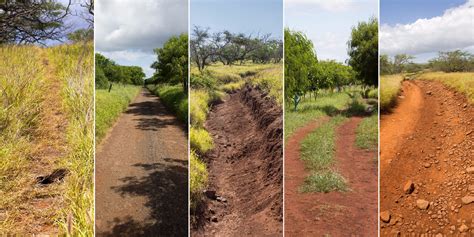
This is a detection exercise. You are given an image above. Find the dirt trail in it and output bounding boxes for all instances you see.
[95,89,188,236]
[194,86,283,236]
[285,117,378,236]
[380,80,474,236]
[18,54,69,234]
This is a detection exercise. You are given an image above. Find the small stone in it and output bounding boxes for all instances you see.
[416,199,430,210]
[459,224,469,232]
[461,196,474,205]
[380,211,391,223]
[404,180,415,194]
[216,196,227,203]
[424,163,431,168]
[467,167,474,174]
[211,216,218,222]
[426,91,432,95]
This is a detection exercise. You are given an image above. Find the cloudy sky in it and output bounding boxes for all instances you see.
[285,0,378,63]
[191,0,282,39]
[381,0,474,63]
[96,0,188,77]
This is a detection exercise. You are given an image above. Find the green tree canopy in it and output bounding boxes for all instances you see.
[347,17,378,87]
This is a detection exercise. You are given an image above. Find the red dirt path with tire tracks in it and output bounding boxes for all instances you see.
[380,80,473,236]
[285,116,378,236]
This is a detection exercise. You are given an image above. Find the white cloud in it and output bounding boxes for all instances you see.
[381,0,474,56]
[96,0,188,52]
[100,50,152,62]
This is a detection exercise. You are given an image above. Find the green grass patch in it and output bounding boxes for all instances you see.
[300,171,349,193]
[380,74,404,111]
[95,85,140,142]
[190,127,213,153]
[355,114,378,150]
[285,92,351,139]
[418,72,474,103]
[148,84,188,123]
[190,151,208,211]
[299,115,348,192]
[190,89,210,127]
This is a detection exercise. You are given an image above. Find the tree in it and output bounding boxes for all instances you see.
[380,54,392,75]
[393,54,415,73]
[0,0,72,44]
[190,26,214,72]
[152,34,188,91]
[284,28,317,110]
[347,17,378,89]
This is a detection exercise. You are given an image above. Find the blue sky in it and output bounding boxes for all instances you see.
[285,0,378,63]
[191,0,283,39]
[380,0,474,63]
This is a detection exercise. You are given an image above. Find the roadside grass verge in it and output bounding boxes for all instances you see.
[95,85,140,142]
[380,74,404,111]
[299,115,349,193]
[147,84,188,123]
[285,91,351,140]
[418,72,474,103]
[355,113,378,150]
[47,42,94,236]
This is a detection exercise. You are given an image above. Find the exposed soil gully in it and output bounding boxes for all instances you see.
[285,116,378,236]
[193,85,283,236]
[95,89,188,236]
[380,80,474,236]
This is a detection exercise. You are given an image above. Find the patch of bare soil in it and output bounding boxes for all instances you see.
[285,117,378,236]
[380,80,474,236]
[193,85,283,236]
[95,89,188,236]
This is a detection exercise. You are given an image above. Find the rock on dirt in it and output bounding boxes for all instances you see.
[403,180,415,194]
[467,167,474,174]
[380,211,391,223]
[461,196,474,205]
[416,199,430,210]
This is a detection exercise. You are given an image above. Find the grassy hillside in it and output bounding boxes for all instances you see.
[0,43,94,235]
[418,72,474,103]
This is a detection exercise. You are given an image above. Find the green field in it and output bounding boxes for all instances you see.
[95,85,141,142]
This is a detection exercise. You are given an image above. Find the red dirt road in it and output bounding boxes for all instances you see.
[380,80,474,235]
[285,117,378,236]
[95,89,188,236]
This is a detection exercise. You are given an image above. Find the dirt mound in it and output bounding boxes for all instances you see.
[381,80,474,236]
[285,117,378,236]
[194,85,283,236]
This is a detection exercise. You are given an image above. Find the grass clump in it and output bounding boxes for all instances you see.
[190,151,208,210]
[148,84,188,123]
[380,74,404,111]
[95,85,140,142]
[418,72,474,103]
[299,115,348,192]
[300,171,349,193]
[190,127,213,153]
[355,114,378,150]
[190,89,211,127]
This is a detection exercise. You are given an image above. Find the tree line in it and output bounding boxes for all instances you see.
[190,26,283,72]
[380,50,474,75]
[285,18,378,110]
[95,54,145,90]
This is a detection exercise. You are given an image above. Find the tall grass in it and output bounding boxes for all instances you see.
[418,72,474,103]
[95,85,140,142]
[0,45,45,233]
[380,74,404,111]
[46,42,94,236]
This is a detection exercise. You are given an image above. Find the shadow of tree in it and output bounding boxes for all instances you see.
[97,158,188,237]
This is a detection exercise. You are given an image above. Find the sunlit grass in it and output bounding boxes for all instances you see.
[418,72,474,103]
[380,74,404,111]
[95,85,140,142]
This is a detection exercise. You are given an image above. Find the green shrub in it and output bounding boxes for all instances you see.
[190,127,213,153]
